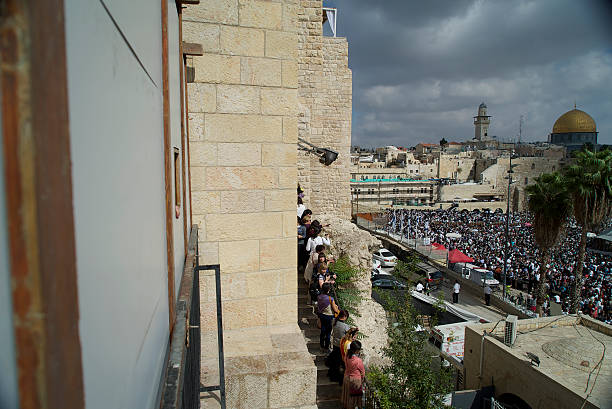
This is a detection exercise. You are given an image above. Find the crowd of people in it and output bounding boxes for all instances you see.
[297,186,365,408]
[385,208,612,324]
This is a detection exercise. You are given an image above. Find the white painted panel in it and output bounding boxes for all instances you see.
[104,0,162,87]
[168,1,185,296]
[65,1,170,409]
[0,77,19,409]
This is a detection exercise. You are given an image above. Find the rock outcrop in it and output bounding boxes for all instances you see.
[318,215,388,366]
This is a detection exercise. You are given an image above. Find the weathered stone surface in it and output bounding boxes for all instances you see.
[205,167,276,190]
[268,366,317,408]
[193,54,240,84]
[282,116,298,143]
[220,25,265,56]
[241,57,282,87]
[266,294,297,326]
[217,143,261,166]
[281,60,298,88]
[216,84,260,114]
[190,141,218,167]
[265,30,297,59]
[192,191,221,214]
[319,215,388,366]
[223,298,267,329]
[262,143,297,167]
[188,112,204,141]
[183,0,238,25]
[205,114,282,143]
[278,166,297,188]
[220,190,265,213]
[207,212,282,241]
[260,238,296,270]
[239,0,282,30]
[264,189,294,212]
[219,239,259,273]
[261,88,298,115]
[182,21,220,53]
[188,83,216,113]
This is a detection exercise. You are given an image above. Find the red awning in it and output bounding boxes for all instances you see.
[431,242,446,250]
[448,249,474,263]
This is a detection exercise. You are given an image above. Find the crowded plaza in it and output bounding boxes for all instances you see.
[385,208,612,324]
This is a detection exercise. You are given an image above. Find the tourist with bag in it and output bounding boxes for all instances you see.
[317,283,339,352]
[342,340,364,409]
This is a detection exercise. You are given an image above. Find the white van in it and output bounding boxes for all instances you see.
[429,322,469,361]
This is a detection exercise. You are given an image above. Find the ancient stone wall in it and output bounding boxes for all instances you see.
[183,1,316,407]
[297,0,352,219]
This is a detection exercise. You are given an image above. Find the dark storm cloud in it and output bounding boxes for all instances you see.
[323,0,612,147]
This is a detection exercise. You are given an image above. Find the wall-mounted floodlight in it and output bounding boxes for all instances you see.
[297,137,338,166]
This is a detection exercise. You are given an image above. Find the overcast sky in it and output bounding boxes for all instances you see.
[323,0,612,148]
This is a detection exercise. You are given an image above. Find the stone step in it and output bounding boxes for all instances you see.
[316,399,343,409]
[317,368,339,387]
[317,383,343,403]
[299,304,315,315]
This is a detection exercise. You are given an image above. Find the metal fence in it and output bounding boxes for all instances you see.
[355,216,537,318]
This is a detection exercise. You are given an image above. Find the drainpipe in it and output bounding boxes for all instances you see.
[478,330,486,389]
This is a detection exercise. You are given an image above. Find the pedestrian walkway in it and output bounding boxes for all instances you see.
[297,274,343,409]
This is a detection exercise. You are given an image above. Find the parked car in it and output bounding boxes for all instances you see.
[373,248,397,267]
[477,270,500,288]
[425,270,444,289]
[371,276,406,290]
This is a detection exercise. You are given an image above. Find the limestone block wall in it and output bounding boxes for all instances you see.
[183,1,316,407]
[297,0,352,219]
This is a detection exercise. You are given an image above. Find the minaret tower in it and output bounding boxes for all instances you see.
[474,102,491,140]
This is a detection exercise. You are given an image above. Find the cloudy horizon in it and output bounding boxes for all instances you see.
[323,0,612,148]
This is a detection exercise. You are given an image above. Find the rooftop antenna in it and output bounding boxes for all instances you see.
[574,100,577,110]
[518,115,523,144]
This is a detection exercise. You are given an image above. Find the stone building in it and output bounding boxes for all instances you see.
[474,102,491,140]
[549,107,598,154]
[184,1,353,407]
[463,315,611,409]
[350,179,436,209]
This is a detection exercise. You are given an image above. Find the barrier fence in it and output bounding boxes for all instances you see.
[355,215,536,319]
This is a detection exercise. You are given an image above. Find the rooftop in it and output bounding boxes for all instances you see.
[470,315,612,408]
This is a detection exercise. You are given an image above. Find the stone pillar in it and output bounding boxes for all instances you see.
[184,1,316,407]
[296,0,352,220]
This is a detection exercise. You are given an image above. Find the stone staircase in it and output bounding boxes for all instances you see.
[298,277,343,409]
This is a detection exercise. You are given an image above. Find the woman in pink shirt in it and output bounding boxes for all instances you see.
[342,340,365,409]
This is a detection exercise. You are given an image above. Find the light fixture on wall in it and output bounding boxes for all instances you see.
[297,137,338,166]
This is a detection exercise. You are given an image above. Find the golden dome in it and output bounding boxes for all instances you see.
[552,109,597,134]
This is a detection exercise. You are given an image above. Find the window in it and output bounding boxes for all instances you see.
[525,177,529,184]
[531,163,535,169]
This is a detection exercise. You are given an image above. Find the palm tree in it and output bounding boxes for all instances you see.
[564,149,612,313]
[525,173,572,315]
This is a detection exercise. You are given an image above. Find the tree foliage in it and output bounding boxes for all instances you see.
[329,255,363,325]
[564,149,612,312]
[367,293,453,408]
[525,172,572,314]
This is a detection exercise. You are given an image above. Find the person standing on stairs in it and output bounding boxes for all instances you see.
[317,283,339,352]
[342,340,364,409]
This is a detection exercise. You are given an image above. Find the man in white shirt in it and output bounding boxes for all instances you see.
[484,284,491,306]
[415,281,424,293]
[453,280,460,303]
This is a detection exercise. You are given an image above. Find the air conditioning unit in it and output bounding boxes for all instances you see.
[504,315,518,346]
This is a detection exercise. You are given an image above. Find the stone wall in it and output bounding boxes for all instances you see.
[297,0,352,219]
[183,1,316,407]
